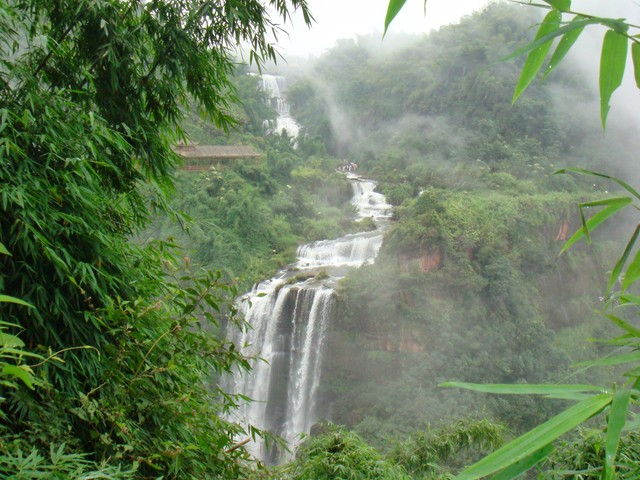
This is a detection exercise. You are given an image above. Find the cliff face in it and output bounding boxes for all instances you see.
[398,249,443,273]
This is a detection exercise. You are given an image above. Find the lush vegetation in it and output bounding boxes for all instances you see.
[3,0,639,478]
[0,0,314,478]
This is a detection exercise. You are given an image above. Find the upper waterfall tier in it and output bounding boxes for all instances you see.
[296,175,391,272]
[261,75,289,116]
[261,74,300,139]
[350,176,393,220]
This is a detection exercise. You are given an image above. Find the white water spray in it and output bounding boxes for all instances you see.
[261,74,301,139]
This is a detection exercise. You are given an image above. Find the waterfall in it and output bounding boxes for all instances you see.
[224,174,391,463]
[261,74,300,139]
[261,75,289,117]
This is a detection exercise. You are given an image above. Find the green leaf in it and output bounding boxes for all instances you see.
[504,17,594,62]
[513,10,562,103]
[632,42,640,88]
[560,196,632,254]
[383,0,409,36]
[622,248,640,290]
[0,332,25,348]
[553,167,640,201]
[606,314,640,338]
[454,394,612,480]
[607,224,640,295]
[490,443,555,480]
[542,0,570,11]
[544,17,585,78]
[590,334,637,348]
[549,392,603,401]
[604,389,631,480]
[623,366,640,377]
[0,348,44,359]
[599,19,631,34]
[440,382,607,397]
[600,30,628,128]
[0,242,9,256]
[578,196,633,208]
[575,350,640,368]
[0,294,34,308]
[1,364,36,389]
[619,293,640,305]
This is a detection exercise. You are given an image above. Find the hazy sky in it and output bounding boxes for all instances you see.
[274,0,640,58]
[267,0,640,123]
[276,0,491,57]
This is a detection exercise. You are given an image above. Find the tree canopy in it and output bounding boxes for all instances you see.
[0,0,312,477]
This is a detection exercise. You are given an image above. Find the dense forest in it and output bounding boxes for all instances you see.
[158,2,637,477]
[2,0,639,478]
[287,0,625,437]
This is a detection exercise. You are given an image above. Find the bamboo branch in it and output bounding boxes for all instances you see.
[225,438,250,454]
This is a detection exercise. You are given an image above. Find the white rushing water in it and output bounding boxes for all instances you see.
[224,174,391,463]
[261,74,301,139]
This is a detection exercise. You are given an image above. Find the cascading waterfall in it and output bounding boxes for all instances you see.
[260,74,300,139]
[224,174,391,463]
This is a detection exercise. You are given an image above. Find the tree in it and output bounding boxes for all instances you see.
[0,0,312,477]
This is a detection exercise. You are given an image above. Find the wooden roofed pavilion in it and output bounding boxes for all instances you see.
[174,144,261,170]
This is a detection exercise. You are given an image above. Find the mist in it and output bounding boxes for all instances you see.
[255,0,640,453]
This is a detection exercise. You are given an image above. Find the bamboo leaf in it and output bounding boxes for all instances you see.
[441,382,607,396]
[0,242,9,256]
[0,295,34,308]
[623,366,640,377]
[575,351,640,368]
[632,42,640,88]
[0,348,44,359]
[600,30,628,128]
[544,17,585,78]
[546,392,601,401]
[553,167,640,201]
[590,335,638,348]
[1,365,36,389]
[454,394,612,480]
[604,389,631,480]
[513,10,562,103]
[0,332,25,348]
[622,248,640,291]
[599,19,631,33]
[383,0,409,36]
[579,197,633,208]
[0,321,22,329]
[560,196,632,254]
[490,443,554,480]
[503,17,595,62]
[542,0,570,11]
[606,314,640,338]
[619,293,640,305]
[607,224,640,295]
